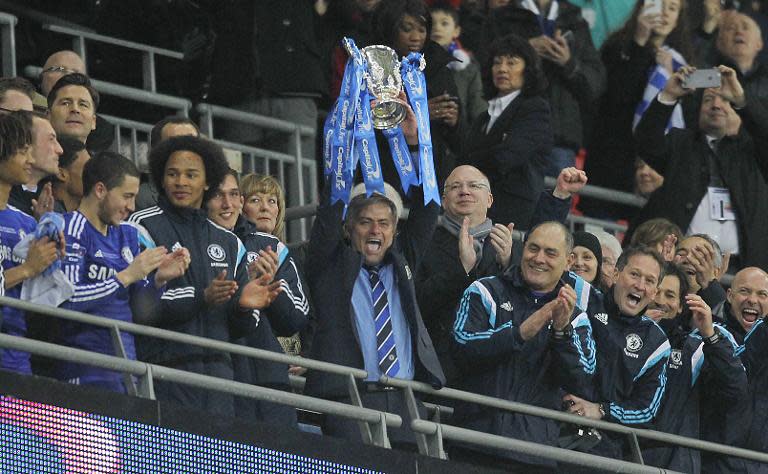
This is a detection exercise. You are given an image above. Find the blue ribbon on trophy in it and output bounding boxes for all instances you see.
[401,52,440,206]
[354,83,386,196]
[328,38,364,206]
[323,37,441,208]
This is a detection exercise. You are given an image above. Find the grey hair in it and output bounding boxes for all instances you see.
[683,234,723,269]
[592,230,623,260]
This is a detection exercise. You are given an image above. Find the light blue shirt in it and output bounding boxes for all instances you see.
[351,264,414,381]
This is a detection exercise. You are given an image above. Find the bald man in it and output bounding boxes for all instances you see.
[415,165,586,384]
[707,266,768,473]
[37,50,114,153]
[40,50,86,97]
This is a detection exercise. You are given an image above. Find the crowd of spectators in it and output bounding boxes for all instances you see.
[1,0,768,472]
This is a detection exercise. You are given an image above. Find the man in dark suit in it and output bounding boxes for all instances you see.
[416,164,587,384]
[630,64,768,270]
[304,111,445,446]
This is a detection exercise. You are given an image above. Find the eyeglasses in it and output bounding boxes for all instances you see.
[444,181,490,193]
[41,66,80,75]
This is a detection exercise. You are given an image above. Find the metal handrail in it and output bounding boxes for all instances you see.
[0,333,402,429]
[0,296,365,379]
[24,66,192,115]
[380,376,768,465]
[196,102,319,241]
[42,23,184,92]
[544,176,647,208]
[0,12,16,77]
[2,295,766,467]
[196,103,315,137]
[411,420,682,474]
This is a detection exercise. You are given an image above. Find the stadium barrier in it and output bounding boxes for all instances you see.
[41,23,184,93]
[0,12,16,76]
[1,295,766,472]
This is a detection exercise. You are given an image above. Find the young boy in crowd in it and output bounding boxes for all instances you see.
[430,3,487,126]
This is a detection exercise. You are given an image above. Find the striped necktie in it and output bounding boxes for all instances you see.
[367,265,400,377]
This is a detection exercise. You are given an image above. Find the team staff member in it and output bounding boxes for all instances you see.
[416,165,587,385]
[58,152,189,392]
[128,136,281,417]
[206,169,309,425]
[305,103,445,445]
[451,221,598,473]
[564,246,671,461]
[710,267,768,474]
[642,263,747,473]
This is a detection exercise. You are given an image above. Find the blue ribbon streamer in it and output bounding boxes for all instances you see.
[382,127,419,194]
[355,85,385,196]
[401,52,440,206]
[328,38,364,207]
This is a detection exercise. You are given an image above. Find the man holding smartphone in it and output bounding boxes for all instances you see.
[629,65,768,272]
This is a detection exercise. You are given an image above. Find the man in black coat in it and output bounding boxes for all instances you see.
[630,64,768,270]
[416,164,587,384]
[305,108,444,446]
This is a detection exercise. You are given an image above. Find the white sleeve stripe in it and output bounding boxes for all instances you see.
[76,213,86,238]
[161,293,196,300]
[73,281,120,297]
[162,287,195,296]
[128,207,162,223]
[71,283,120,302]
[72,277,120,293]
[279,280,309,314]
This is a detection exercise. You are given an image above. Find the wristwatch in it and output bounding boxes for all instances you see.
[551,325,573,340]
[598,403,607,419]
[702,330,721,345]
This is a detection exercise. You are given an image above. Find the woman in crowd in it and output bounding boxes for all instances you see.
[240,173,287,242]
[568,231,603,287]
[460,33,552,230]
[370,0,462,187]
[583,0,694,219]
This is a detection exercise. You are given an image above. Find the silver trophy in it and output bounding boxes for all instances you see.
[360,45,408,129]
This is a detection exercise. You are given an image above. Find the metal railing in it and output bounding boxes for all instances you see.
[0,12,16,76]
[544,176,647,209]
[99,114,153,168]
[41,23,184,92]
[1,295,767,471]
[197,103,318,241]
[23,66,192,116]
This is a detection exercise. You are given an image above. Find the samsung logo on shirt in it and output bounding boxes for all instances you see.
[88,264,117,280]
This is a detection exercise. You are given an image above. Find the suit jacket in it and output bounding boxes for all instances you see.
[461,94,553,230]
[304,185,445,398]
[629,96,768,270]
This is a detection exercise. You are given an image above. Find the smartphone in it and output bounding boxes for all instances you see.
[682,69,722,89]
[561,30,574,45]
[447,96,460,104]
[644,0,662,16]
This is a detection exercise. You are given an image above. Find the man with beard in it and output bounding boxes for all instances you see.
[641,262,747,473]
[57,152,189,392]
